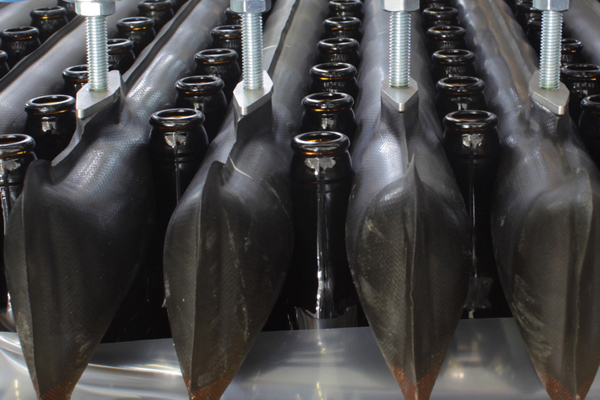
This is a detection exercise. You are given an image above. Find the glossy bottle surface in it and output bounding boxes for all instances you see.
[285,131,360,330]
[224,7,242,25]
[138,0,174,32]
[24,94,76,161]
[175,75,227,142]
[422,6,459,29]
[107,38,136,73]
[30,6,69,42]
[310,62,359,100]
[560,63,600,122]
[443,110,509,318]
[323,16,362,41]
[426,25,467,54]
[117,17,156,55]
[301,92,356,141]
[62,64,88,96]
[431,48,477,82]
[328,0,363,19]
[317,37,360,68]
[194,48,241,103]
[57,0,77,20]
[562,38,583,65]
[210,25,242,66]
[436,75,487,119]
[0,27,41,68]
[579,95,600,167]
[0,50,9,78]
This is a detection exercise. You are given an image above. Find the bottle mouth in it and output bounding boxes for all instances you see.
[225,8,241,21]
[1,26,39,40]
[329,0,363,12]
[561,63,600,79]
[444,110,498,131]
[150,108,205,128]
[31,6,67,19]
[311,62,356,79]
[432,48,475,64]
[176,75,224,94]
[527,17,541,29]
[26,94,75,114]
[323,16,361,30]
[107,38,134,52]
[437,76,484,94]
[63,64,89,80]
[138,0,172,11]
[562,38,582,50]
[211,25,242,39]
[581,94,600,114]
[0,134,35,157]
[318,37,359,52]
[423,6,458,19]
[302,92,354,111]
[195,48,238,64]
[427,25,466,40]
[118,17,154,30]
[292,131,349,155]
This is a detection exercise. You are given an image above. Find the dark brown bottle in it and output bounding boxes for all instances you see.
[526,16,541,53]
[149,108,209,222]
[560,63,600,122]
[301,92,356,142]
[175,75,227,142]
[30,6,69,42]
[562,38,583,65]
[431,48,476,82]
[0,134,36,331]
[422,6,459,29]
[25,94,76,161]
[210,25,242,67]
[117,17,156,55]
[224,7,242,25]
[579,95,600,167]
[436,76,487,119]
[0,51,9,78]
[62,64,88,96]
[1,27,41,68]
[138,0,174,32]
[310,62,359,100]
[283,131,360,330]
[426,25,467,54]
[443,110,510,318]
[421,0,451,9]
[194,48,241,103]
[323,16,362,41]
[328,0,363,19]
[515,0,541,29]
[107,38,136,72]
[317,37,360,68]
[57,0,77,20]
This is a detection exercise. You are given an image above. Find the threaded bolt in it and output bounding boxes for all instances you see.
[538,10,562,90]
[86,16,109,91]
[389,11,411,88]
[241,12,263,90]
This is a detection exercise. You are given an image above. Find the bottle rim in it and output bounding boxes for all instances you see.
[581,94,600,114]
[194,48,238,64]
[444,110,498,131]
[437,76,484,95]
[63,64,88,80]
[311,62,356,79]
[423,6,458,19]
[562,38,583,50]
[427,25,466,40]
[0,134,35,157]
[30,6,67,19]
[432,48,475,64]
[150,108,205,128]
[292,131,349,155]
[117,17,154,30]
[25,94,75,115]
[561,63,600,79]
[210,24,242,38]
[176,75,225,94]
[302,92,354,111]
[328,0,363,12]
[138,0,173,11]
[108,38,134,53]
[1,26,39,40]
[318,37,359,53]
[323,16,361,30]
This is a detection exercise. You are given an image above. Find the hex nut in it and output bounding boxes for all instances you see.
[533,0,569,11]
[230,0,271,13]
[383,0,419,12]
[74,1,116,16]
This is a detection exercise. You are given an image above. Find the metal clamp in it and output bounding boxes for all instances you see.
[529,70,569,115]
[233,70,273,116]
[381,77,418,113]
[76,70,122,119]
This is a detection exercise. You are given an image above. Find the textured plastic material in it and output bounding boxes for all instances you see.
[3,0,228,398]
[563,0,600,66]
[345,2,469,399]
[455,1,600,399]
[162,0,323,397]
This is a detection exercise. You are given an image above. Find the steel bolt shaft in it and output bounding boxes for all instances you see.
[86,16,109,91]
[242,12,263,90]
[539,10,562,90]
[390,11,411,88]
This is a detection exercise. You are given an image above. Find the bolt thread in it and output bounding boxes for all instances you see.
[86,16,108,91]
[390,11,410,88]
[539,10,562,90]
[242,13,263,90]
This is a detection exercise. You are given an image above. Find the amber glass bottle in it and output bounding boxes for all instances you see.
[57,0,77,20]
[301,92,356,142]
[422,6,459,29]
[561,38,583,66]
[1,27,41,68]
[194,48,241,103]
[431,48,477,82]
[25,94,76,161]
[436,76,487,119]
[317,37,360,68]
[107,38,136,72]
[560,63,600,122]
[138,0,174,32]
[328,0,363,19]
[310,62,359,100]
[210,25,242,67]
[443,110,510,318]
[426,25,467,55]
[224,8,242,25]
[117,17,156,55]
[284,131,360,330]
[579,95,600,167]
[62,65,88,96]
[175,75,227,142]
[30,6,69,42]
[323,16,362,41]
